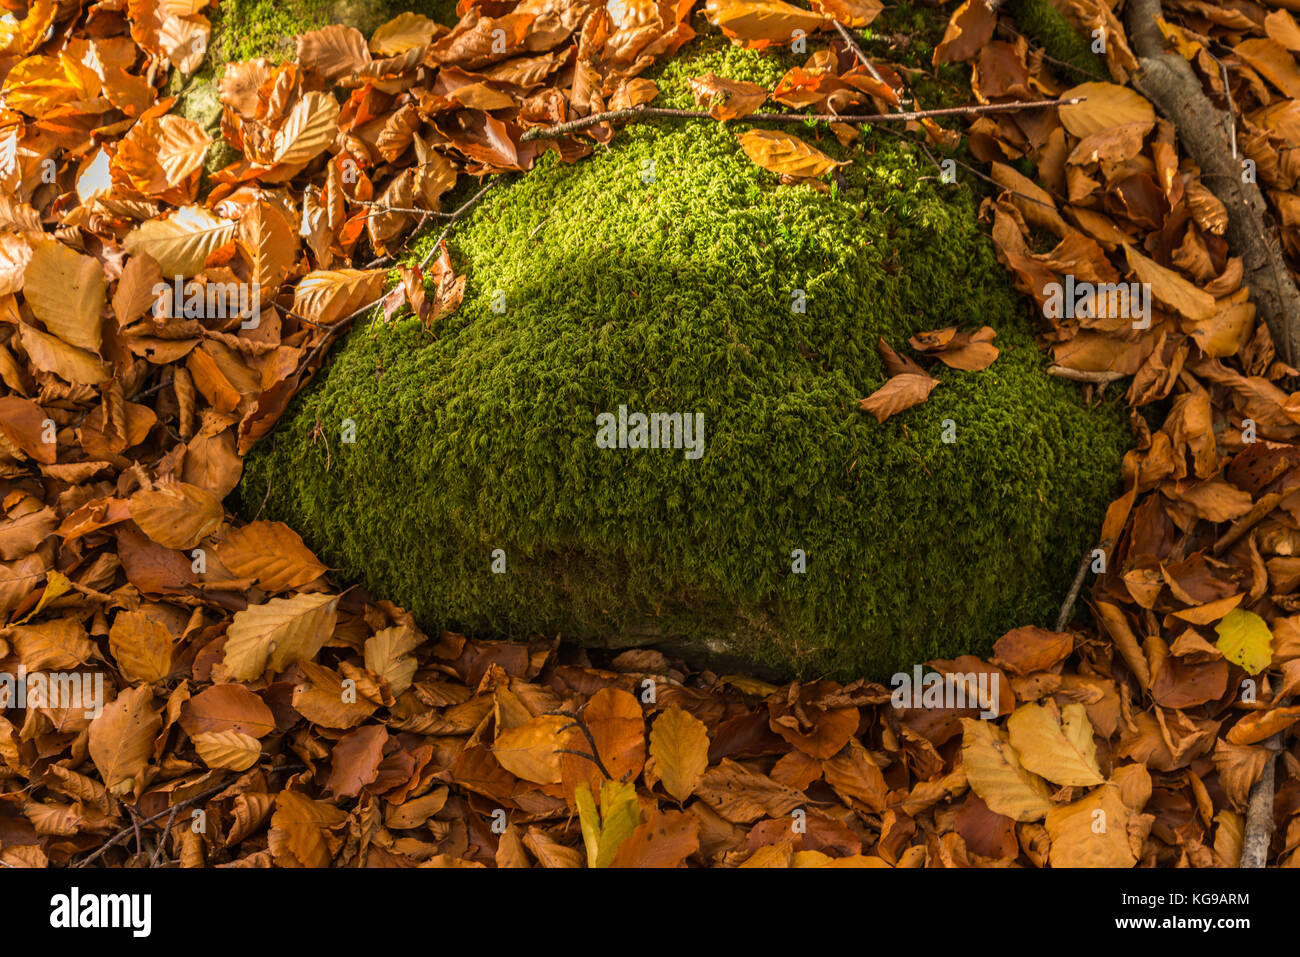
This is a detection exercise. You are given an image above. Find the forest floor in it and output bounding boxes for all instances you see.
[0,0,1298,868]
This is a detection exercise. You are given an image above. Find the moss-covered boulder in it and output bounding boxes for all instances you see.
[240,44,1129,680]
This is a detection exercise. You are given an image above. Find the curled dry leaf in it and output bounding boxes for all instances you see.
[736,129,847,182]
[858,372,938,422]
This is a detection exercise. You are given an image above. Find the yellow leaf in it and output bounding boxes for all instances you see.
[192,730,261,771]
[649,706,710,802]
[1006,701,1104,787]
[704,0,828,48]
[22,240,105,351]
[370,12,439,55]
[960,718,1053,822]
[12,569,71,624]
[1215,608,1273,675]
[575,779,641,868]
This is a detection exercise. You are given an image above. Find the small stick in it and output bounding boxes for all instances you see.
[831,19,898,102]
[520,97,1083,141]
[347,197,460,220]
[1056,548,1095,631]
[150,805,180,867]
[1047,364,1126,384]
[1241,726,1284,867]
[76,783,229,868]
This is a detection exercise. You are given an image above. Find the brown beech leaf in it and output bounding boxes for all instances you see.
[857,372,938,422]
[296,25,371,81]
[88,685,160,796]
[689,72,768,121]
[584,687,645,783]
[215,520,327,592]
[128,480,223,550]
[269,789,347,868]
[107,609,173,683]
[180,683,276,739]
[326,725,388,797]
[736,129,846,181]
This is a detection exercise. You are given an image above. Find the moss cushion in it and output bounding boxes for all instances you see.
[239,43,1129,679]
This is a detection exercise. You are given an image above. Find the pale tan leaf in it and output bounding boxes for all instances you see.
[1006,702,1104,787]
[21,239,105,351]
[223,593,339,681]
[123,205,236,277]
[960,718,1053,822]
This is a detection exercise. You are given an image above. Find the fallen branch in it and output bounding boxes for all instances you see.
[520,97,1082,142]
[1127,0,1300,366]
[1241,727,1285,867]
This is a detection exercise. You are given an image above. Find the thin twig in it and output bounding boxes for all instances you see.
[545,710,613,781]
[520,98,1083,142]
[831,19,897,101]
[76,782,229,868]
[150,804,180,867]
[126,804,144,862]
[1056,543,1105,630]
[1047,364,1126,384]
[347,197,459,220]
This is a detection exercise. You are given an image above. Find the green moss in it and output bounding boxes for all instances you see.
[1008,0,1109,82]
[239,39,1129,681]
